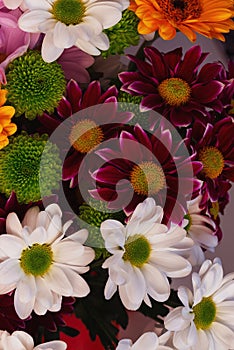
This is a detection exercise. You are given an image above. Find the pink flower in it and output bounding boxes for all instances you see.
[57,46,94,83]
[0,8,39,84]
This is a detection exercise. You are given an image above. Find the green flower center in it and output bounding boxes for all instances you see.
[184,213,192,231]
[20,243,53,276]
[193,297,216,330]
[52,0,86,25]
[210,201,219,220]
[6,50,66,120]
[158,77,191,106]
[123,235,151,267]
[199,146,224,179]
[130,161,166,196]
[69,119,104,153]
[0,132,61,204]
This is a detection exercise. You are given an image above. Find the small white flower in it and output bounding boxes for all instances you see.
[183,195,218,266]
[101,198,193,310]
[0,330,67,349]
[18,0,129,62]
[165,258,234,350]
[116,331,174,350]
[0,203,95,319]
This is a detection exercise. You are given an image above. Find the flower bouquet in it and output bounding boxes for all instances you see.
[0,0,233,349]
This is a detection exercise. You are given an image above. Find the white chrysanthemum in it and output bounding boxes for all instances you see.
[0,330,67,349]
[183,195,218,266]
[0,204,95,319]
[116,331,174,350]
[101,198,193,310]
[18,0,129,62]
[165,258,234,350]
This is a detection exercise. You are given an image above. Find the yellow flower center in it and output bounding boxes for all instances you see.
[130,161,166,196]
[69,119,104,153]
[123,235,151,267]
[20,243,53,276]
[193,297,216,330]
[199,146,224,179]
[157,0,202,24]
[52,0,86,25]
[158,78,191,106]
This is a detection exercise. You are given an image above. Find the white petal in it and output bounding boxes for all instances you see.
[119,266,146,310]
[201,262,223,297]
[178,286,193,308]
[172,322,197,348]
[24,0,52,10]
[0,235,25,258]
[104,277,117,300]
[42,31,64,62]
[27,226,48,245]
[34,340,67,350]
[3,0,22,10]
[34,277,54,313]
[164,307,192,331]
[18,10,53,33]
[142,264,170,302]
[22,206,40,231]
[90,32,109,51]
[53,22,76,48]
[61,267,90,297]
[45,203,62,219]
[14,275,36,319]
[132,332,159,350]
[213,280,234,303]
[44,265,73,296]
[11,331,34,349]
[53,241,85,264]
[150,251,191,277]
[210,322,234,348]
[86,5,122,29]
[75,38,101,55]
[16,275,37,303]
[0,259,22,287]
[62,229,88,244]
[6,212,22,237]
[149,226,186,250]
[196,329,210,350]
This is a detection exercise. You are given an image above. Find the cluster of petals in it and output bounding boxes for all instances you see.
[101,197,193,310]
[116,331,174,350]
[18,0,129,62]
[0,203,95,319]
[184,195,218,266]
[165,258,234,350]
[0,330,67,349]
[119,45,226,127]
[0,88,17,149]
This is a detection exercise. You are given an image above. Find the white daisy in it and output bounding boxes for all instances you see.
[18,0,129,62]
[0,203,95,319]
[0,330,67,349]
[183,195,218,266]
[101,198,193,310]
[116,331,174,350]
[164,258,234,350]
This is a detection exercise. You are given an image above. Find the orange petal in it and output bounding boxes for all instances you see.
[0,90,7,107]
[0,106,15,119]
[4,123,17,136]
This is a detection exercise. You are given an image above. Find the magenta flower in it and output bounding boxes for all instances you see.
[186,117,234,202]
[39,80,133,188]
[90,123,202,225]
[119,45,225,127]
[57,46,94,83]
[0,8,39,84]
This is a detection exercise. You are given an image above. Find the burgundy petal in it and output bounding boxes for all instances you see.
[197,63,222,82]
[192,81,224,103]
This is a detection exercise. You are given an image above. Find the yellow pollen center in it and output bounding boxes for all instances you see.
[123,235,151,267]
[69,119,104,153]
[158,78,191,106]
[199,146,224,179]
[193,297,216,330]
[157,0,202,24]
[52,0,86,25]
[130,161,166,196]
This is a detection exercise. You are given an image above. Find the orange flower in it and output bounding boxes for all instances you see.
[129,0,234,41]
[0,89,16,150]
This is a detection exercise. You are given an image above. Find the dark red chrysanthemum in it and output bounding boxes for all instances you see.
[90,123,202,225]
[39,80,133,188]
[119,45,227,127]
[186,117,234,202]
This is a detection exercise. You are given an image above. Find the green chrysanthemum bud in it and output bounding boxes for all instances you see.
[102,10,140,58]
[0,132,61,203]
[118,91,150,130]
[78,199,125,259]
[6,50,66,120]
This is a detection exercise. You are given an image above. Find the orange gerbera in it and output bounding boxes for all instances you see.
[129,0,234,41]
[0,89,16,150]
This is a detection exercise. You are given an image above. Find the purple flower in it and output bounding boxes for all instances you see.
[119,45,225,127]
[90,123,202,225]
